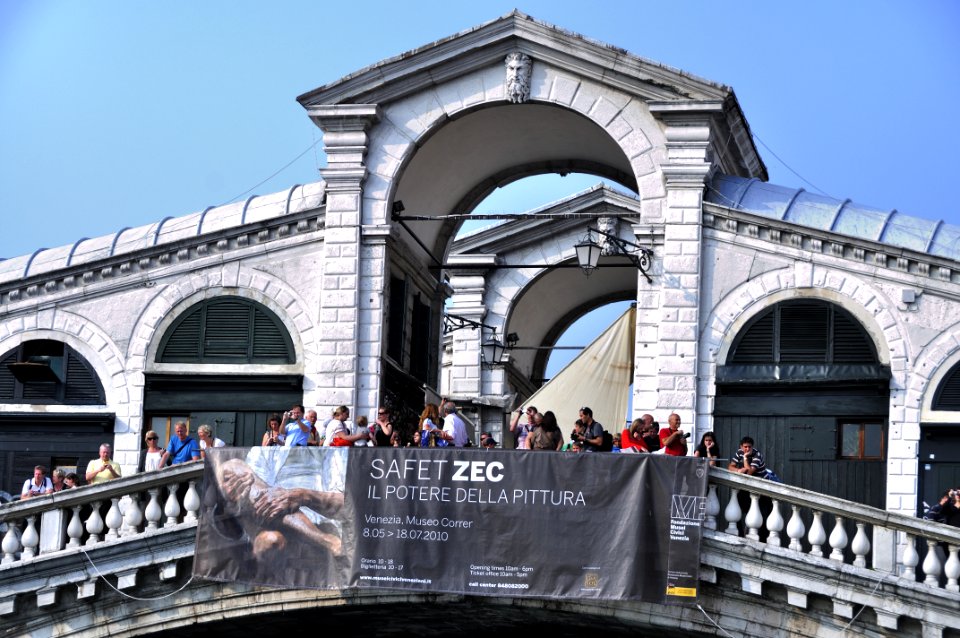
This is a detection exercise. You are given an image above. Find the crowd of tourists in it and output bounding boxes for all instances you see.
[17,400,778,499]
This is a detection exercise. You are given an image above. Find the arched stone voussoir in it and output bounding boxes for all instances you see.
[0,313,127,407]
[703,268,904,374]
[911,327,960,414]
[132,267,316,369]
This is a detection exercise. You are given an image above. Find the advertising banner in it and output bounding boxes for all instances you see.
[194,447,708,602]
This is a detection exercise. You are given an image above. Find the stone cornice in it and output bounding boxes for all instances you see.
[704,202,958,287]
[0,208,325,312]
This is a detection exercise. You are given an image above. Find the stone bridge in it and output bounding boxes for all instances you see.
[2,463,959,638]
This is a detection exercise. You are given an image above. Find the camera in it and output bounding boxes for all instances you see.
[683,432,691,439]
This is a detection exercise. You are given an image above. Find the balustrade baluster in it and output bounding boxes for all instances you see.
[164,484,182,527]
[829,516,848,562]
[851,523,870,567]
[85,501,104,545]
[724,488,742,535]
[786,504,805,551]
[145,488,163,530]
[945,545,960,592]
[923,539,943,587]
[766,499,784,547]
[704,485,719,531]
[67,505,83,547]
[105,498,123,540]
[184,480,201,522]
[902,534,919,579]
[808,511,827,557]
[2,521,21,564]
[122,494,143,537]
[20,516,39,560]
[745,494,763,541]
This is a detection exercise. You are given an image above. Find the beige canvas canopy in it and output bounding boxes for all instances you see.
[520,304,636,434]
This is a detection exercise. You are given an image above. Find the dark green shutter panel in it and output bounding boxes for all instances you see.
[730,311,774,363]
[833,310,876,363]
[387,276,406,363]
[409,295,431,381]
[252,310,290,359]
[204,300,251,357]
[162,310,203,360]
[779,302,829,362]
[934,363,960,410]
[157,297,294,364]
[0,350,16,400]
[63,353,106,404]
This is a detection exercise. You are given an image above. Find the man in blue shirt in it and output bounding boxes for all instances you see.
[160,421,201,466]
[282,404,311,447]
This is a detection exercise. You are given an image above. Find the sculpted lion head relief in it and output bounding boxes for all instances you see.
[504,52,532,104]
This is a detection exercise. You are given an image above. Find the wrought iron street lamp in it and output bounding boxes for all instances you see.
[575,227,653,282]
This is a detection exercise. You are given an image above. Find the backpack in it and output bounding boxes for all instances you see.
[599,430,614,452]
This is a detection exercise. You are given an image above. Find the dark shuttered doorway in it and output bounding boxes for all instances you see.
[715,300,890,508]
[147,297,300,447]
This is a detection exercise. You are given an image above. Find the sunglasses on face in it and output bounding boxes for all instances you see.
[146,437,158,441]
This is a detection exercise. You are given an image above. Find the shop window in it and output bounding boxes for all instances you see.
[839,421,884,459]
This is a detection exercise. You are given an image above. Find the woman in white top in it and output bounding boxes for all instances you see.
[138,430,165,472]
[197,423,226,459]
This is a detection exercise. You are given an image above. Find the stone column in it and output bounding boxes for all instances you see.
[646,104,717,438]
[308,105,381,412]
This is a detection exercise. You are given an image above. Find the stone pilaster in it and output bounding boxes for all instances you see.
[446,273,486,398]
[309,105,381,412]
[645,104,717,437]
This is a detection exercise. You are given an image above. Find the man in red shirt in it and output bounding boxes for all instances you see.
[659,413,688,456]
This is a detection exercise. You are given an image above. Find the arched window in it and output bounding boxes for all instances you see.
[933,361,960,410]
[157,297,295,364]
[0,339,105,405]
[729,300,878,365]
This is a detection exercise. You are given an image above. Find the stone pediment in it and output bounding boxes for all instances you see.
[451,183,646,258]
[297,10,732,108]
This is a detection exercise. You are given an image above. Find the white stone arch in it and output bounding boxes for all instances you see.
[0,311,128,410]
[130,267,317,374]
[698,263,909,429]
[362,58,667,228]
[912,326,960,422]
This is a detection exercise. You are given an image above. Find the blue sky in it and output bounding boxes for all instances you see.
[1,1,958,376]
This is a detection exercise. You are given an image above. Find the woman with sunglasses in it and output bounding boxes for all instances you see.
[371,407,394,447]
[138,429,165,472]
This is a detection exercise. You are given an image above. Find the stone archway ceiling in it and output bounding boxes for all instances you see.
[394,104,636,262]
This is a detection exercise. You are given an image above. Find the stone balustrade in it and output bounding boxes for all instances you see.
[706,467,960,590]
[2,460,960,635]
[1,462,203,565]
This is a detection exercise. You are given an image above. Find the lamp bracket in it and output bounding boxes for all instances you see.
[585,226,653,283]
[443,313,498,336]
